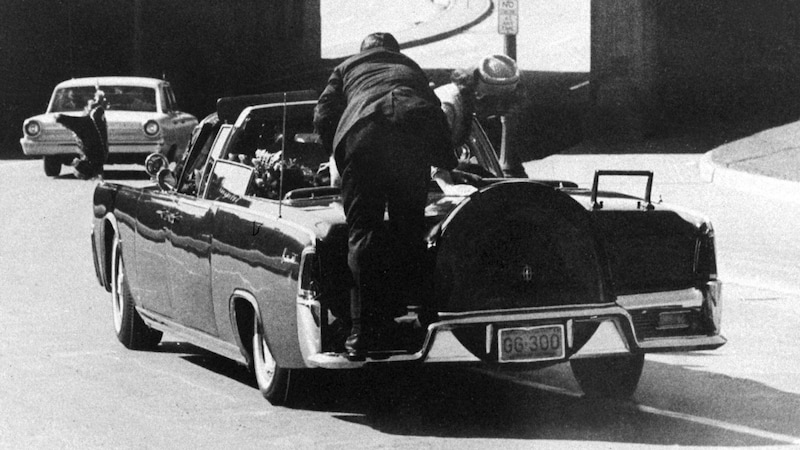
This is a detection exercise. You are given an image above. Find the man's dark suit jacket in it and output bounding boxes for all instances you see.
[56,106,108,163]
[313,48,455,171]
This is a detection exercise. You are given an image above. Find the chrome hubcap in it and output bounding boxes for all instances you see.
[255,332,276,385]
[112,245,123,333]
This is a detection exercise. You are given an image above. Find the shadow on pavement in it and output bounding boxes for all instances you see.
[170,343,800,446]
[48,168,149,181]
[102,168,149,181]
[160,341,258,388]
[328,363,795,446]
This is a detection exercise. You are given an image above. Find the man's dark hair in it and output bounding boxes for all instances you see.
[360,32,400,53]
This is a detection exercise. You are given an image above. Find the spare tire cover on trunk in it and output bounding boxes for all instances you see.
[434,181,612,313]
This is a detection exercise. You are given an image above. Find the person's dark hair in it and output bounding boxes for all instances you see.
[450,68,479,91]
[360,32,400,53]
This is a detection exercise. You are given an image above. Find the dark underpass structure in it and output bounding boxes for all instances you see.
[3,0,800,158]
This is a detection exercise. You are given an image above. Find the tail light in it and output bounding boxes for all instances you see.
[299,248,320,298]
[298,247,321,325]
[695,222,717,280]
[296,247,323,357]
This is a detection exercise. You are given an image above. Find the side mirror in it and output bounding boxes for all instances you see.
[157,168,177,191]
[144,152,169,177]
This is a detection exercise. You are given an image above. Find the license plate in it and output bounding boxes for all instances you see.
[498,325,565,363]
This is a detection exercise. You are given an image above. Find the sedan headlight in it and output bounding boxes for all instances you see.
[25,121,41,137]
[143,120,160,136]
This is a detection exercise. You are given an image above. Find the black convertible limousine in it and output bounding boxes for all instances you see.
[91,90,725,405]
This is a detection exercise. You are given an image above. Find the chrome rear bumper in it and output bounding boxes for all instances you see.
[305,287,726,370]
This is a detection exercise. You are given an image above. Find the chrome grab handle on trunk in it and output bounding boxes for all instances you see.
[591,170,654,210]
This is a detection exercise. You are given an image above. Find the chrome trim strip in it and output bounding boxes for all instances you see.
[425,330,482,363]
[566,319,574,348]
[21,142,163,155]
[637,335,727,352]
[295,302,728,369]
[436,304,626,326]
[137,307,247,365]
[439,302,618,319]
[485,324,493,355]
[571,319,631,358]
[617,288,704,310]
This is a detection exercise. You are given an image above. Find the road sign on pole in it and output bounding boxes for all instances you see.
[498,0,519,35]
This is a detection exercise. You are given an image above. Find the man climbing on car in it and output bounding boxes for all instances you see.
[314,32,460,361]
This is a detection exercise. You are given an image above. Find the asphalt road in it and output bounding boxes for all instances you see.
[1,156,798,448]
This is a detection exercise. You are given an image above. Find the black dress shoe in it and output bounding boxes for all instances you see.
[344,332,367,361]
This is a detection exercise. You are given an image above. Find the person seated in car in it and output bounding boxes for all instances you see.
[432,54,521,193]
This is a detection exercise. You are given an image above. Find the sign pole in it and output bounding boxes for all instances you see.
[504,35,517,61]
[497,1,526,178]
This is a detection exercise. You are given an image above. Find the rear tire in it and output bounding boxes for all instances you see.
[570,354,645,399]
[252,317,296,405]
[111,236,162,350]
[44,156,61,177]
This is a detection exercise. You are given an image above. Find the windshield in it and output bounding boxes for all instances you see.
[51,85,157,112]
[223,103,329,199]
[462,118,504,178]
[178,101,506,202]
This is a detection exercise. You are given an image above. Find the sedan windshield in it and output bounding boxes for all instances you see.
[51,85,157,112]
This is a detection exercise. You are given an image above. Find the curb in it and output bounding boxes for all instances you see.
[700,151,800,204]
[323,0,493,59]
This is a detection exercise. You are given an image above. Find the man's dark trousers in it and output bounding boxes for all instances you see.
[339,116,432,336]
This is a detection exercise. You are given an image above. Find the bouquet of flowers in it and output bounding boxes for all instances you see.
[251,149,284,199]
[251,149,309,199]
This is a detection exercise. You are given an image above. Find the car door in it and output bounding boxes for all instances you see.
[157,124,232,334]
[163,193,217,334]
[132,189,176,317]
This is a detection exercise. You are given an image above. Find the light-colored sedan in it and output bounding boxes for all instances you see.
[20,76,198,176]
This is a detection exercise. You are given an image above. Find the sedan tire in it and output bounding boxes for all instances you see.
[570,353,645,399]
[44,156,61,177]
[111,237,163,350]
[252,318,296,405]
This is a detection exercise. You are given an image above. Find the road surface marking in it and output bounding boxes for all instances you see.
[633,404,800,445]
[479,369,800,445]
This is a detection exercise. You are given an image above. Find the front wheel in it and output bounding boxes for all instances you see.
[111,237,162,350]
[252,318,296,405]
[570,354,645,399]
[43,156,61,177]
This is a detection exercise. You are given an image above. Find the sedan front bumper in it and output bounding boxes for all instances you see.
[20,139,166,156]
